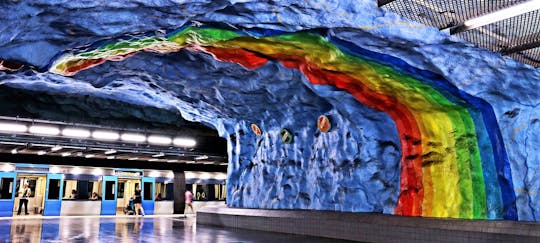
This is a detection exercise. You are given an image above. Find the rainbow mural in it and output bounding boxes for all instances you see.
[49,25,517,220]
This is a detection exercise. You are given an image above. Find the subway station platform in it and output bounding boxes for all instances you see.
[197,205,540,242]
[0,214,346,242]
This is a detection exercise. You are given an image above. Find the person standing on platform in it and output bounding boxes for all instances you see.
[185,190,194,214]
[134,186,145,216]
[17,183,31,215]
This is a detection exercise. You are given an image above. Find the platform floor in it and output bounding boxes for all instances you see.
[0,215,349,242]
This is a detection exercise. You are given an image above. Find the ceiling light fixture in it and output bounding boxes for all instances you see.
[0,122,27,133]
[37,151,46,155]
[104,149,117,155]
[194,155,209,160]
[10,149,17,154]
[2,164,15,172]
[148,158,158,162]
[85,154,95,158]
[128,157,139,161]
[120,133,146,143]
[51,145,63,152]
[148,135,172,145]
[107,156,115,159]
[167,159,178,163]
[92,130,120,141]
[93,168,103,175]
[451,0,540,34]
[173,138,196,147]
[72,167,81,174]
[29,125,60,135]
[61,152,71,157]
[152,152,165,158]
[62,128,91,138]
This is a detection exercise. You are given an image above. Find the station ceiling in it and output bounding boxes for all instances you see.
[379,0,540,67]
[0,116,227,171]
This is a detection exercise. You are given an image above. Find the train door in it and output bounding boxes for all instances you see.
[101,175,117,215]
[116,178,140,215]
[0,172,16,216]
[13,174,47,216]
[43,173,64,216]
[141,177,155,215]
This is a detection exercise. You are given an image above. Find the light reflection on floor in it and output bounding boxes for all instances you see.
[0,216,347,242]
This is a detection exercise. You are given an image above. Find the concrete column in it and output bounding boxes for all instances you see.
[173,171,186,214]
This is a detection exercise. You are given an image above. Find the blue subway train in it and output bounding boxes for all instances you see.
[0,163,226,217]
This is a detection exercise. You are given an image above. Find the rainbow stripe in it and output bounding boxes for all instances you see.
[49,26,517,220]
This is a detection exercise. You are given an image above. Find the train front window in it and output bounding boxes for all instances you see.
[0,178,14,199]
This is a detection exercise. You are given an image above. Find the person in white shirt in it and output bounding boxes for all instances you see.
[17,183,31,215]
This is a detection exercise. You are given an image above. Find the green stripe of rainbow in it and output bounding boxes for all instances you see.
[49,26,516,219]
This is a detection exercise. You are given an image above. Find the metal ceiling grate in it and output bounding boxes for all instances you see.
[381,0,529,29]
[380,0,540,68]
[508,47,540,67]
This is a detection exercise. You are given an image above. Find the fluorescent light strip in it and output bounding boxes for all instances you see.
[62,128,91,138]
[92,130,119,141]
[104,149,117,155]
[121,133,146,143]
[29,125,60,135]
[152,152,165,158]
[148,135,172,145]
[173,138,196,147]
[0,122,27,133]
[51,145,63,152]
[464,0,540,29]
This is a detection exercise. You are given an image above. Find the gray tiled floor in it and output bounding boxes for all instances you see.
[0,216,353,242]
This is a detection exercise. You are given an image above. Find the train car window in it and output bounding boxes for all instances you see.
[105,181,115,200]
[63,180,77,199]
[76,181,89,200]
[207,184,216,201]
[196,185,207,201]
[89,181,102,199]
[155,182,173,201]
[155,182,164,201]
[28,180,37,198]
[143,182,152,200]
[87,181,94,199]
[0,178,14,199]
[221,184,227,200]
[48,179,61,200]
[117,182,125,199]
[165,183,174,201]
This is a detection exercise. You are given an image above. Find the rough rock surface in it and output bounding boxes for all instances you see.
[0,0,538,221]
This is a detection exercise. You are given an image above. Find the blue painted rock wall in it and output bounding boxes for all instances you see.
[0,0,539,220]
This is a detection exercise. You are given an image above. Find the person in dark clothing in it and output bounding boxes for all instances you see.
[17,183,31,215]
[134,186,145,216]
